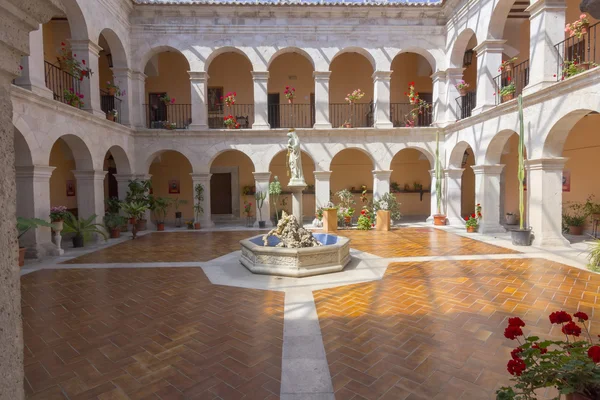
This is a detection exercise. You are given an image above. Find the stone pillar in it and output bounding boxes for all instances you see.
[471,164,506,234]
[70,39,105,117]
[253,172,272,226]
[524,0,567,94]
[131,71,147,128]
[372,71,393,129]
[252,71,270,130]
[472,40,505,116]
[445,168,465,226]
[15,165,61,257]
[289,186,306,225]
[113,174,134,203]
[430,70,447,126]
[14,25,53,99]
[314,171,332,209]
[313,71,332,129]
[72,170,107,223]
[526,158,570,247]
[189,71,209,129]
[111,67,133,126]
[190,173,214,228]
[427,169,443,222]
[372,170,392,201]
[445,68,466,123]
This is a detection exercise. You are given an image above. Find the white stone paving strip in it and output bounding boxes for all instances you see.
[280,289,334,400]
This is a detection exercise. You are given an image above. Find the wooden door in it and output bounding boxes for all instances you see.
[210,173,232,214]
[149,92,167,128]
[268,93,280,128]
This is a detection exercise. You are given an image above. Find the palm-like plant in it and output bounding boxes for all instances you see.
[120,201,148,239]
[589,240,600,271]
[62,212,107,247]
[150,196,172,225]
[17,217,54,240]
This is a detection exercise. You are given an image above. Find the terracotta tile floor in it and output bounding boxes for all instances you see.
[21,268,284,399]
[62,231,264,264]
[314,258,600,400]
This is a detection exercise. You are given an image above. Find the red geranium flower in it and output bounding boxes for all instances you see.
[504,325,523,340]
[588,346,600,363]
[464,216,469,221]
[562,321,581,337]
[508,317,526,327]
[549,311,572,324]
[510,347,523,360]
[574,311,589,322]
[507,358,526,376]
[532,343,548,354]
[471,213,476,218]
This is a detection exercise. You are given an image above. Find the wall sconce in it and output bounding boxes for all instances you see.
[463,49,474,67]
[461,150,469,168]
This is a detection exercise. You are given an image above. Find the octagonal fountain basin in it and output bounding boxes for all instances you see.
[239,233,351,278]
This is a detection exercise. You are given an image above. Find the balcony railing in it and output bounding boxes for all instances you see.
[494,59,529,105]
[100,89,122,124]
[268,103,314,129]
[555,21,600,80]
[330,103,373,128]
[44,61,81,105]
[455,90,477,120]
[390,103,432,127]
[144,104,191,129]
[208,104,254,129]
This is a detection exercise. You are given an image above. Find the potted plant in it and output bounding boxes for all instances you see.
[373,192,402,226]
[357,208,373,230]
[499,57,518,73]
[589,240,600,270]
[63,88,84,108]
[566,13,590,39]
[269,176,282,223]
[63,212,107,248]
[433,131,446,226]
[322,202,338,233]
[455,80,470,96]
[336,189,356,227]
[104,213,126,239]
[465,215,479,233]
[243,201,253,227]
[150,196,172,231]
[220,91,236,107]
[106,81,123,97]
[162,121,177,130]
[506,212,519,225]
[50,206,68,231]
[255,191,267,228]
[584,195,600,223]
[404,82,431,127]
[56,41,93,78]
[284,86,296,104]
[564,202,588,235]
[390,182,401,193]
[374,198,391,231]
[186,220,194,230]
[120,201,148,239]
[159,94,175,105]
[313,207,324,228]
[193,183,204,229]
[343,88,365,128]
[223,115,240,129]
[172,197,187,227]
[17,217,54,266]
[496,310,600,399]
[126,179,151,231]
[511,95,532,246]
[106,109,118,122]
[500,79,516,103]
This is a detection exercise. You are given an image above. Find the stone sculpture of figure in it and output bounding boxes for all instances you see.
[287,129,305,185]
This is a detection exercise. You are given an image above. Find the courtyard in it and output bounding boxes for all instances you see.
[20,226,600,400]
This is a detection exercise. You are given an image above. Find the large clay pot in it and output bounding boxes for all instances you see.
[502,93,515,103]
[157,223,165,231]
[19,247,26,267]
[466,225,478,233]
[110,228,120,239]
[376,210,391,231]
[194,222,201,230]
[72,234,84,248]
[569,225,584,235]
[343,123,352,128]
[323,209,338,233]
[433,214,447,226]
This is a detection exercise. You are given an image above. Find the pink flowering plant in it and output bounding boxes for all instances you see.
[221,92,236,107]
[496,311,600,399]
[566,14,591,39]
[345,89,365,104]
[404,83,431,127]
[63,88,84,108]
[455,80,470,91]
[50,206,68,222]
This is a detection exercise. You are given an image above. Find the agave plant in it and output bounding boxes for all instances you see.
[62,212,107,247]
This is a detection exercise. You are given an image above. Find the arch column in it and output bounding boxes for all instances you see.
[14,25,54,99]
[111,68,133,126]
[472,164,506,234]
[70,40,105,117]
[526,158,570,247]
[524,0,567,94]
[189,71,209,129]
[190,173,214,228]
[472,40,505,115]
[372,170,392,201]
[372,71,393,129]
[253,171,272,227]
[445,168,465,226]
[313,71,332,129]
[15,165,61,257]
[430,70,447,127]
[72,170,107,223]
[252,71,270,130]
[314,171,332,210]
[131,71,147,128]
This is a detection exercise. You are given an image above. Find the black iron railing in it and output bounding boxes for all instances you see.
[455,90,477,120]
[268,103,314,129]
[390,103,433,127]
[100,89,122,124]
[208,103,254,129]
[493,59,529,105]
[330,102,373,128]
[44,61,81,105]
[144,104,191,129]
[555,21,600,80]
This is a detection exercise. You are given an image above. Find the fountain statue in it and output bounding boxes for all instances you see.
[263,211,321,248]
[287,129,305,185]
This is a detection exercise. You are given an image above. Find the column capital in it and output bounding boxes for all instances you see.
[132,70,147,82]
[525,157,568,171]
[253,171,271,181]
[473,40,506,54]
[72,170,108,181]
[314,171,333,179]
[372,70,393,81]
[372,170,393,179]
[444,168,465,178]
[111,67,132,78]
[445,67,466,80]
[15,165,56,179]
[526,0,567,18]
[430,70,448,83]
[190,172,212,181]
[313,71,331,79]
[69,39,103,57]
[471,164,505,175]
[251,71,269,80]
[188,71,209,81]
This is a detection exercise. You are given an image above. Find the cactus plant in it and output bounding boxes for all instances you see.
[255,191,266,224]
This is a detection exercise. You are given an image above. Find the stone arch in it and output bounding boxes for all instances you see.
[140,45,192,72]
[330,47,377,71]
[14,127,33,167]
[391,47,437,72]
[144,147,197,174]
[386,146,435,170]
[448,140,473,169]
[485,129,523,164]
[488,0,518,40]
[450,28,477,68]
[49,134,94,170]
[267,148,317,175]
[327,146,376,172]
[207,148,257,172]
[99,28,128,69]
[105,145,131,175]
[60,0,90,41]
[543,109,596,158]
[204,46,254,72]
[267,47,316,70]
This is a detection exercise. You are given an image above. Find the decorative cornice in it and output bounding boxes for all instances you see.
[252,171,272,180]
[72,170,108,180]
[190,173,212,180]
[313,71,332,79]
[372,71,393,81]
[525,158,568,171]
[471,164,505,175]
[372,170,393,178]
[251,71,269,79]
[188,71,209,81]
[313,171,333,178]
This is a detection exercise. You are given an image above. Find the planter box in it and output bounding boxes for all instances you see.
[322,209,338,233]
[433,214,446,226]
[568,225,584,235]
[375,210,391,231]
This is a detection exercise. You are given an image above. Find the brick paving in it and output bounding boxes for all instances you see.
[21,267,284,399]
[314,258,600,400]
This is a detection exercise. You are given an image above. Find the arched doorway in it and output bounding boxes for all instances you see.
[447,141,476,225]
[390,52,434,127]
[209,150,255,220]
[389,149,433,221]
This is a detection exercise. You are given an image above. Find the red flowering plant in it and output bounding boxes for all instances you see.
[57,42,92,80]
[221,92,236,107]
[496,311,600,399]
[499,57,518,73]
[243,201,253,217]
[464,204,482,228]
[404,82,431,127]
[223,115,240,129]
[284,86,296,102]
[159,94,176,105]
[63,88,84,108]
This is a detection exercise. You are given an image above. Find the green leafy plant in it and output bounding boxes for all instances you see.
[373,193,402,223]
[150,196,172,225]
[390,182,401,193]
[315,207,324,221]
[50,206,68,222]
[584,195,600,219]
[269,176,282,221]
[126,180,152,209]
[564,202,588,227]
[17,217,54,240]
[104,213,126,231]
[500,81,516,97]
[105,197,121,214]
[63,212,108,243]
[193,184,204,221]
[357,208,373,230]
[120,201,148,239]
[255,191,266,222]
[588,240,600,271]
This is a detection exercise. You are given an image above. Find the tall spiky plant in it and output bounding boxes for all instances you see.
[435,130,443,215]
[517,95,525,230]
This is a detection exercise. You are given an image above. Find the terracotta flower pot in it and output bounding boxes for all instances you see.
[466,225,478,233]
[194,222,201,230]
[18,247,26,267]
[108,87,116,96]
[504,62,514,73]
[110,228,120,239]
[343,123,352,128]
[157,223,165,231]
[107,114,115,122]
[502,93,515,103]
[569,225,584,235]
[344,216,352,225]
[376,210,391,231]
[433,214,447,226]
[288,98,293,104]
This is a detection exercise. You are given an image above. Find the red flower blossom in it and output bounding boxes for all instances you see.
[361,210,366,215]
[507,76,511,81]
[562,321,581,337]
[82,59,86,65]
[588,346,600,363]
[508,317,526,327]
[507,358,526,376]
[61,42,65,46]
[471,213,476,218]
[532,343,548,354]
[574,311,588,322]
[511,347,523,360]
[464,216,469,221]
[549,311,572,324]
[19,65,23,70]
[504,325,523,340]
